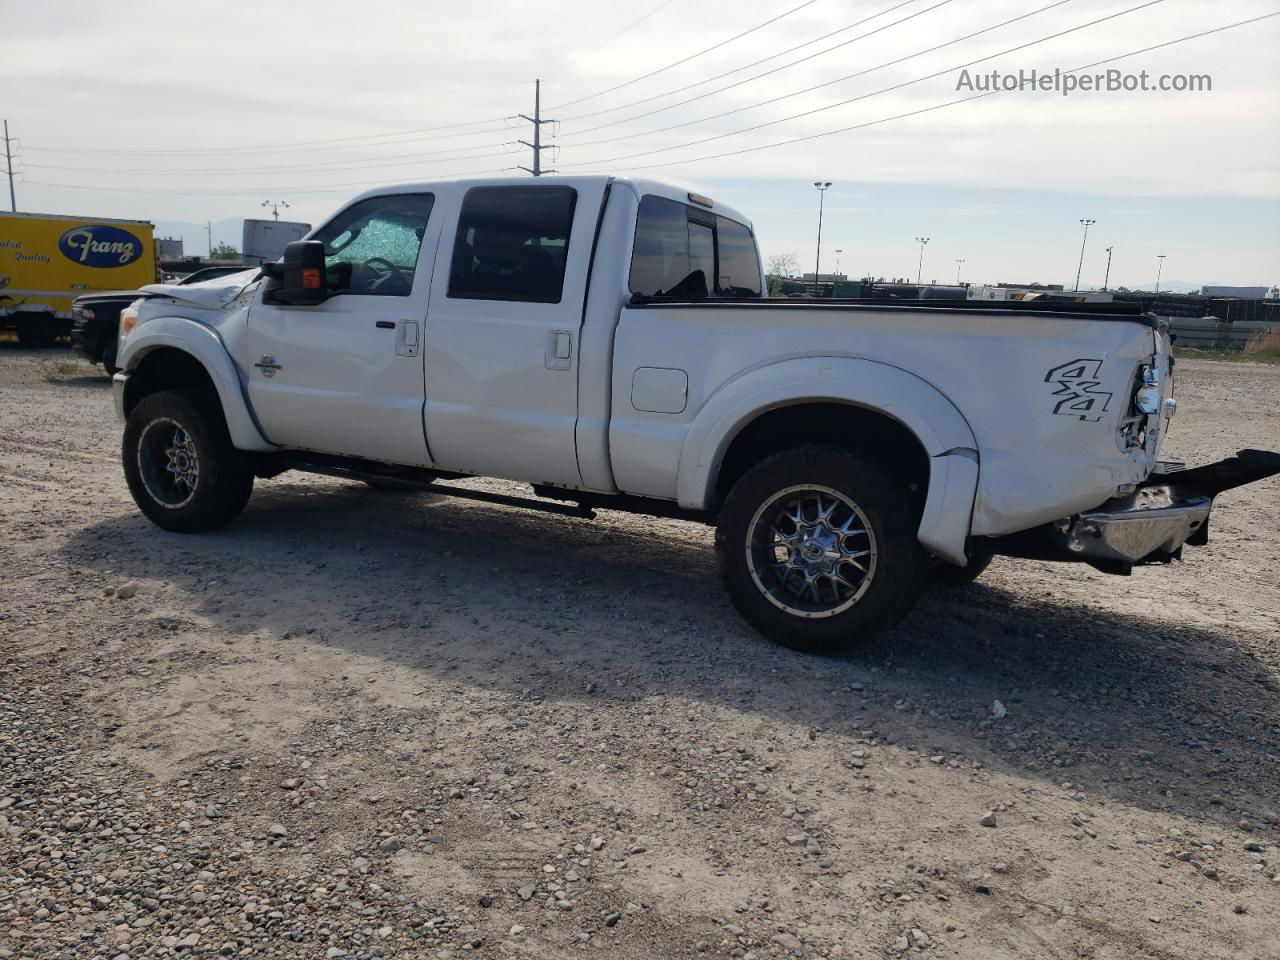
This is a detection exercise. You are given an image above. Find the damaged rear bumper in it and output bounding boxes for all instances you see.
[991,449,1280,574]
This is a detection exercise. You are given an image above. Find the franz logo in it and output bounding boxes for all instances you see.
[1045,359,1113,422]
[57,225,143,268]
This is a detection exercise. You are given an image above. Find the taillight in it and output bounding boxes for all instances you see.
[1134,364,1161,415]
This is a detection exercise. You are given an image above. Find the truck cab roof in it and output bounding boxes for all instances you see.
[340,175,755,233]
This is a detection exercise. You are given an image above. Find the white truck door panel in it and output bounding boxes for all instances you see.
[422,181,607,486]
[245,192,440,465]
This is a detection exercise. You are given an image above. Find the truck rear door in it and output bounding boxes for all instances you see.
[421,180,607,487]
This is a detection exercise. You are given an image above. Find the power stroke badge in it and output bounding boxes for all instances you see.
[1045,359,1113,422]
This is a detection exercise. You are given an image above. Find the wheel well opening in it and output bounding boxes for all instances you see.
[713,402,931,510]
[124,348,218,417]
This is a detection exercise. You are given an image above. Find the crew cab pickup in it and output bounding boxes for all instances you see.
[111,176,1279,653]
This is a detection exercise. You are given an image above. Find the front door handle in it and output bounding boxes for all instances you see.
[545,330,572,370]
[396,320,420,357]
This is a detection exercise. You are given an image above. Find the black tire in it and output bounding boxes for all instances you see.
[929,543,994,586]
[715,446,928,655]
[101,335,119,376]
[122,390,254,532]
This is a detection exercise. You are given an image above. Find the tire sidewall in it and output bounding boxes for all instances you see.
[716,446,927,653]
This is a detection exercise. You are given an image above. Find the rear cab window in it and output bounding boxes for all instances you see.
[447,186,577,304]
[629,194,762,299]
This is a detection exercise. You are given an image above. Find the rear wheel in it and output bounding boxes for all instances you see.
[716,446,927,654]
[122,390,253,532]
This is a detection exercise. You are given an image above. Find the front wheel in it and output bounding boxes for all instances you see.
[122,390,254,532]
[715,446,928,655]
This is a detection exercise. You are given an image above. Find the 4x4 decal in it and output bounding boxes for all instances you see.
[1045,359,1113,422]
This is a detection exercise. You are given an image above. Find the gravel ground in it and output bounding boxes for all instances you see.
[2,345,1278,960]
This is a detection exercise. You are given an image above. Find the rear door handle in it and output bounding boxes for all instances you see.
[375,320,395,329]
[545,329,572,370]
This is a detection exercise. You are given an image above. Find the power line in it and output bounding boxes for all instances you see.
[21,165,519,197]
[593,11,1280,173]
[22,117,515,157]
[554,0,926,125]
[558,0,1167,168]
[22,142,518,177]
[549,0,821,110]
[558,0,954,133]
[562,0,1075,148]
[545,0,679,79]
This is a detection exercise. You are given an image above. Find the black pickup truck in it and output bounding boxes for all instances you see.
[71,265,248,372]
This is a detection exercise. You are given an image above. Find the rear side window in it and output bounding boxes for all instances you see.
[448,186,577,304]
[628,195,761,298]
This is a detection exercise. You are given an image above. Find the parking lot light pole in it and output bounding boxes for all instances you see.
[834,248,842,277]
[813,182,832,297]
[1074,218,1096,291]
[1155,254,1167,294]
[1103,246,1114,291]
[955,258,965,285]
[915,237,929,286]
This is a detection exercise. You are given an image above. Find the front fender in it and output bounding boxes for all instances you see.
[118,316,274,453]
[676,356,979,564]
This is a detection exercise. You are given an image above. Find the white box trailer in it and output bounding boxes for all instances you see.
[241,219,311,267]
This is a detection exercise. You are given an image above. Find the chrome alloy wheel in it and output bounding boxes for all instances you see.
[137,417,200,509]
[745,484,877,619]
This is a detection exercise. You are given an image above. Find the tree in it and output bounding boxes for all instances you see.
[211,242,240,259]
[765,251,798,279]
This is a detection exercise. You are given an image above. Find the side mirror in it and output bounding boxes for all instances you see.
[263,240,328,306]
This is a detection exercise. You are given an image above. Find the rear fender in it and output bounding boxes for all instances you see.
[677,356,979,564]
[118,316,274,452]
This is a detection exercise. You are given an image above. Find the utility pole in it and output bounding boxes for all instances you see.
[914,237,930,286]
[1102,246,1113,291]
[206,221,213,257]
[1155,254,1166,294]
[955,258,965,285]
[1074,218,1096,291]
[519,79,557,176]
[812,181,831,297]
[3,119,17,212]
[262,200,290,221]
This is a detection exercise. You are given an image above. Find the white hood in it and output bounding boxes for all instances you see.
[139,268,261,309]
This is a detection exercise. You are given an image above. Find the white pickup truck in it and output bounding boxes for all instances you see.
[112,175,1278,653]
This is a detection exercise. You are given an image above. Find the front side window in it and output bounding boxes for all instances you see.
[628,195,762,298]
[312,193,434,297]
[448,186,577,303]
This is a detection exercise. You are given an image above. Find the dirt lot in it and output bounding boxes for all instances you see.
[2,346,1278,960]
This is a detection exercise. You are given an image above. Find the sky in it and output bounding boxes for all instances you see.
[3,0,1278,289]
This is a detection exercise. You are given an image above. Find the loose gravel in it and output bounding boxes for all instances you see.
[2,347,1278,959]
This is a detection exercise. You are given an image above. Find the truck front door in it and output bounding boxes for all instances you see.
[421,181,604,487]
[244,192,440,466]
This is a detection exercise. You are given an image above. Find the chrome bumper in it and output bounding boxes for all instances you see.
[1049,486,1211,564]
[112,371,129,422]
[991,449,1280,573]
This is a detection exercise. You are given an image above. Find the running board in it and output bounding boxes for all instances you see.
[285,458,598,519]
